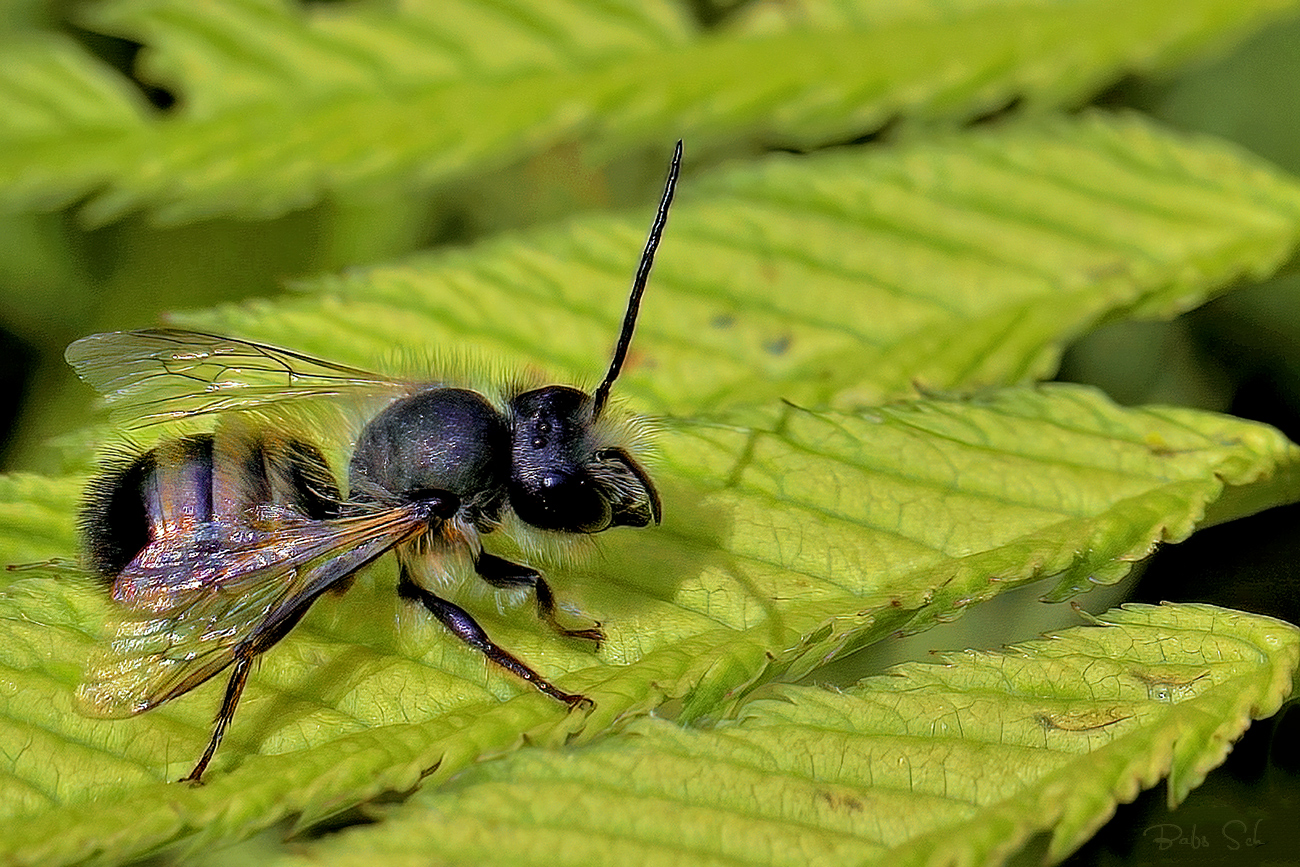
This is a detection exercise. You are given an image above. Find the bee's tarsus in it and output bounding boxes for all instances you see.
[562,692,595,712]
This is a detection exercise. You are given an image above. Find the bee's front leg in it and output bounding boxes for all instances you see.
[473,552,604,646]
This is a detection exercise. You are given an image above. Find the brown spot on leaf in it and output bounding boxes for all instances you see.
[1036,707,1130,732]
[816,789,865,814]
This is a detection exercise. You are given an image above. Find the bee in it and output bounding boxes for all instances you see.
[66,142,682,782]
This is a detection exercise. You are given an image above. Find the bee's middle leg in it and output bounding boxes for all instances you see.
[397,568,593,710]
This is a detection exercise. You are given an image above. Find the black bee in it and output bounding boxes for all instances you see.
[67,142,682,782]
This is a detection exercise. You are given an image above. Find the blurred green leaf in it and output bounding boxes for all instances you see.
[1142,12,1300,175]
[1,0,1296,222]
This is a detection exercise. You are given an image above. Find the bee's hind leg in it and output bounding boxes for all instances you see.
[181,652,253,784]
[473,552,604,646]
[397,567,593,710]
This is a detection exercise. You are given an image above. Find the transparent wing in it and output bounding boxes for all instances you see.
[76,504,435,718]
[65,329,410,427]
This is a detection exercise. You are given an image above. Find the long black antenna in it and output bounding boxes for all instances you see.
[591,140,682,420]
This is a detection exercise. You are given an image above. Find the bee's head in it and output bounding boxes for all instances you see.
[506,141,680,536]
[507,385,659,533]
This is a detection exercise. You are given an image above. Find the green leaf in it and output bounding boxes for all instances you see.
[254,604,1300,867]
[6,114,1300,861]
[6,107,1300,864]
[176,113,1300,414]
[2,0,1297,221]
[3,1,1300,863]
[0,33,147,211]
[3,384,1299,864]
[0,473,80,568]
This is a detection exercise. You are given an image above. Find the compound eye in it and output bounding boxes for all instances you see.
[511,470,612,534]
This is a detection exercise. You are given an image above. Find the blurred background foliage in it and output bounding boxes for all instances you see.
[2,0,1300,862]
[3,0,1298,481]
[2,0,1299,474]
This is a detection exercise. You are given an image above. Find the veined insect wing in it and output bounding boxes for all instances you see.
[64,329,410,428]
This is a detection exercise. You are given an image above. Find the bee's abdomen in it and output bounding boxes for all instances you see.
[81,441,179,580]
[81,433,341,580]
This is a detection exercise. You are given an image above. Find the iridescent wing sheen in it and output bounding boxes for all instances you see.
[76,504,435,718]
[65,329,411,427]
